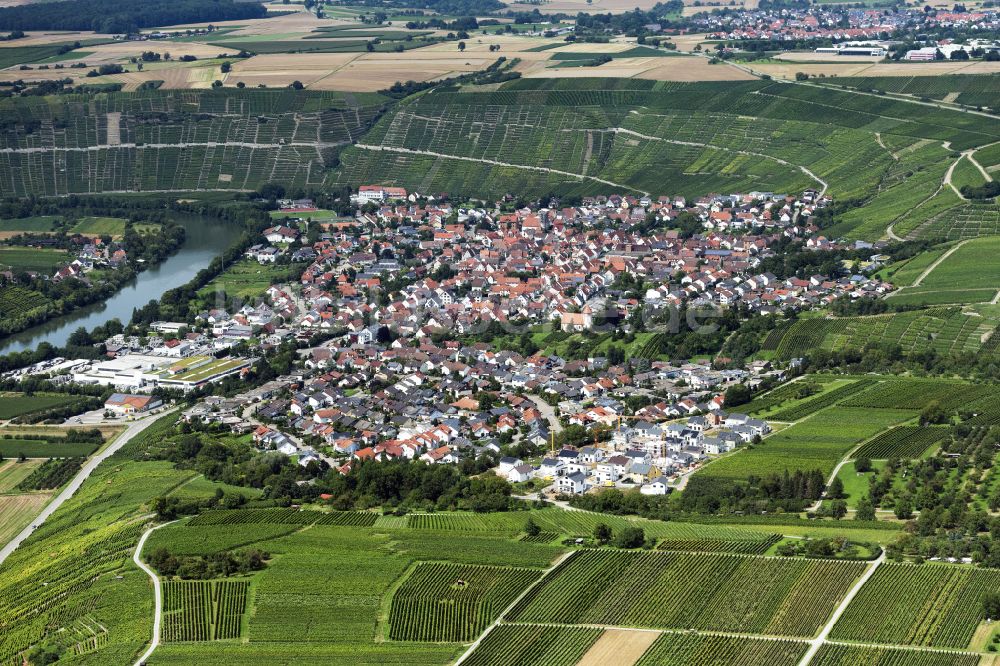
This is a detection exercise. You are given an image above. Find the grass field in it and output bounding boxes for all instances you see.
[0,459,45,492]
[0,247,68,272]
[0,216,61,236]
[0,493,49,548]
[0,439,99,458]
[70,216,129,236]
[198,259,291,300]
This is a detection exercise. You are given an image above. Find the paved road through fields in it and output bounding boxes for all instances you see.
[0,410,172,566]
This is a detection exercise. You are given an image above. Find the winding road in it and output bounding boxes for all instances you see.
[133,520,179,666]
[0,410,173,566]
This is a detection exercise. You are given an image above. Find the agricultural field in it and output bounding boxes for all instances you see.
[831,563,1000,648]
[388,563,541,642]
[634,632,808,666]
[0,438,98,458]
[70,216,130,236]
[162,580,249,641]
[700,406,913,481]
[0,392,90,420]
[0,89,388,197]
[0,492,49,547]
[0,215,61,237]
[852,426,951,460]
[462,624,602,666]
[509,549,866,636]
[889,237,1000,305]
[0,246,68,272]
[769,308,997,360]
[812,644,981,666]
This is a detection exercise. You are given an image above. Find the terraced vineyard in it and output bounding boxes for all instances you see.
[462,624,602,666]
[163,580,250,642]
[634,632,808,666]
[333,78,1000,227]
[509,550,865,636]
[388,563,541,642]
[831,563,1000,648]
[771,308,996,360]
[0,90,387,196]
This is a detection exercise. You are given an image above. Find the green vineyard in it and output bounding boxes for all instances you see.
[655,534,782,555]
[634,632,808,666]
[162,580,249,642]
[509,550,866,637]
[852,426,951,460]
[463,624,602,666]
[831,563,1000,648]
[767,379,876,422]
[187,509,377,527]
[812,643,981,666]
[388,563,542,642]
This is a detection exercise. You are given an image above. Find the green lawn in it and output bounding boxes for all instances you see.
[199,259,295,300]
[834,460,885,509]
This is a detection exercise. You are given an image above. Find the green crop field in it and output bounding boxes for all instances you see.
[198,259,293,300]
[509,549,866,636]
[852,426,950,460]
[0,247,68,272]
[889,237,1000,304]
[0,493,49,548]
[70,216,129,236]
[0,216,61,233]
[0,439,98,458]
[0,392,89,420]
[162,580,249,641]
[831,563,1000,648]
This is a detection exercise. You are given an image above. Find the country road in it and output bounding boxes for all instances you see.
[0,140,347,155]
[133,520,178,666]
[796,551,886,666]
[911,238,969,287]
[0,410,173,566]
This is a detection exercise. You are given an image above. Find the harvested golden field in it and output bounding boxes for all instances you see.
[577,630,661,666]
[521,54,753,82]
[753,59,1000,79]
[80,40,239,64]
[0,30,94,46]
[509,0,671,12]
[0,493,50,547]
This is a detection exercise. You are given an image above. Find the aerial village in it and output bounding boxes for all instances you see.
[7,186,895,495]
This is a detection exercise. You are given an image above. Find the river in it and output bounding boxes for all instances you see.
[0,215,242,354]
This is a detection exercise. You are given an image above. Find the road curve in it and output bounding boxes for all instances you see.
[0,410,173,566]
[133,520,179,666]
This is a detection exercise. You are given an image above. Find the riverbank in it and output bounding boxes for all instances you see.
[0,214,243,354]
